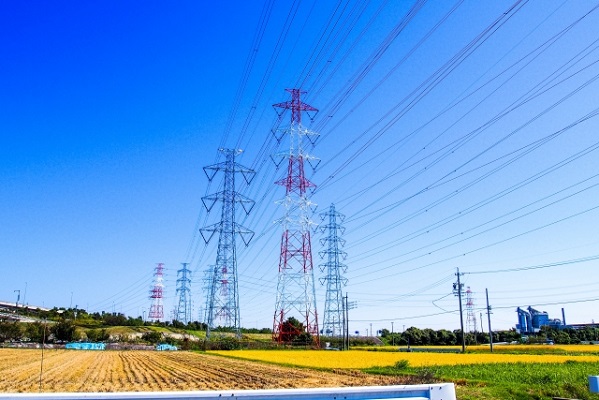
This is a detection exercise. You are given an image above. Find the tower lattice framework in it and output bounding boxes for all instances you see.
[175,262,192,325]
[319,203,348,338]
[148,263,164,321]
[272,88,320,345]
[201,148,255,338]
[465,286,477,333]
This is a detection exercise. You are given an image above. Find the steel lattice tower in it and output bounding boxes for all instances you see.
[272,88,320,345]
[148,263,165,321]
[201,148,255,338]
[465,286,477,333]
[175,262,192,325]
[318,203,348,338]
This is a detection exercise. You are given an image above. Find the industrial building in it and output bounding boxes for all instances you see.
[516,306,565,334]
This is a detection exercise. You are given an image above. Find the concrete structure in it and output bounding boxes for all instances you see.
[0,384,456,400]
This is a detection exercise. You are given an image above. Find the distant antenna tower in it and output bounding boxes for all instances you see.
[319,203,348,338]
[465,286,477,333]
[148,263,165,321]
[201,148,255,338]
[175,262,192,325]
[272,88,320,345]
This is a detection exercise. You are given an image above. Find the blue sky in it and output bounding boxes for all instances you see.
[2,1,599,335]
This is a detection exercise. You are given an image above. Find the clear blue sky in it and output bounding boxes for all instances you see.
[2,1,599,334]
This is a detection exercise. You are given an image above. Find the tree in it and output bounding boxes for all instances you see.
[404,327,424,346]
[436,329,457,345]
[52,320,77,342]
[0,321,22,342]
[141,331,162,344]
[423,328,437,345]
[86,328,109,342]
[279,317,312,345]
[23,322,46,343]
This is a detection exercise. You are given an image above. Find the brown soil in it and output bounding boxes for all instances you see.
[0,349,404,393]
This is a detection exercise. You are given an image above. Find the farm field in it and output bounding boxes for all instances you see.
[2,347,599,399]
[0,349,400,393]
[210,348,599,400]
[209,348,599,369]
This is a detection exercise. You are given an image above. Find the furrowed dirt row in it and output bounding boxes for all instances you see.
[0,349,401,393]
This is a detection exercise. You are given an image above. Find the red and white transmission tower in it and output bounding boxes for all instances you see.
[148,263,165,321]
[465,286,477,333]
[272,89,320,345]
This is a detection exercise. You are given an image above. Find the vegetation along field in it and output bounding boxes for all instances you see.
[210,346,599,400]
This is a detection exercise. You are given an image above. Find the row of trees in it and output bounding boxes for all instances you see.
[0,320,75,343]
[7,306,275,334]
[5,307,598,346]
[378,325,599,346]
[380,327,521,346]
[537,326,599,344]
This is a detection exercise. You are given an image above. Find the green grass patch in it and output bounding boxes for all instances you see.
[365,361,599,400]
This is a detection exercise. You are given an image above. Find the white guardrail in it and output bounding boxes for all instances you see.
[0,384,456,400]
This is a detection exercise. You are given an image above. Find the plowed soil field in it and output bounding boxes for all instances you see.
[0,349,400,393]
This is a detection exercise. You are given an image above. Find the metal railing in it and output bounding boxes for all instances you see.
[0,384,456,400]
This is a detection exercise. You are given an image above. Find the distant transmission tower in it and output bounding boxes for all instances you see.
[465,286,477,333]
[148,263,165,321]
[272,88,320,345]
[319,203,348,339]
[201,148,255,338]
[175,262,192,325]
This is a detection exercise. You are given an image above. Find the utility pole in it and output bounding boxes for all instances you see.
[486,288,494,352]
[342,293,356,350]
[343,294,348,350]
[453,268,466,353]
[14,289,20,310]
[391,322,394,346]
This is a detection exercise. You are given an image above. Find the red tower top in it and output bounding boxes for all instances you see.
[273,89,318,124]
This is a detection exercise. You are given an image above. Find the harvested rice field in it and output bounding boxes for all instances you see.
[0,349,401,393]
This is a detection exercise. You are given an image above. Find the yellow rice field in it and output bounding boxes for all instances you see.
[355,344,599,353]
[209,349,599,369]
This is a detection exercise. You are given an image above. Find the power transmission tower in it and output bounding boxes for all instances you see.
[319,203,347,339]
[465,286,477,333]
[148,263,165,321]
[201,148,255,338]
[175,263,192,325]
[272,88,320,346]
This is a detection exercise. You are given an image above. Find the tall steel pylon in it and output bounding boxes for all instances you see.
[148,263,165,321]
[318,203,348,338]
[272,88,320,345]
[175,262,192,325]
[200,148,255,338]
[465,286,477,333]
